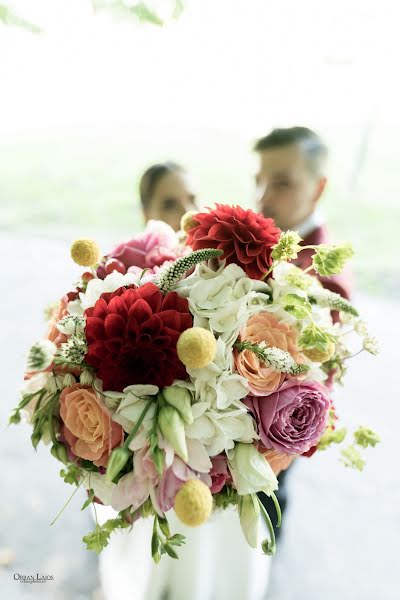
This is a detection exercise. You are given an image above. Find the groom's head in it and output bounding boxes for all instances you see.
[254,127,328,230]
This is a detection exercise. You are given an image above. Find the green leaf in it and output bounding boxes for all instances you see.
[130,2,164,26]
[164,544,179,559]
[168,533,186,546]
[60,464,82,485]
[158,516,170,538]
[0,4,41,33]
[81,489,95,511]
[82,525,111,554]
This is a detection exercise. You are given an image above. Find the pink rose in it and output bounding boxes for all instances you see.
[209,455,231,494]
[60,384,124,467]
[245,379,331,455]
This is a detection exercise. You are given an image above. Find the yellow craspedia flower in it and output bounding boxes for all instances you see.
[180,210,199,234]
[70,238,100,267]
[303,341,335,363]
[174,479,213,527]
[177,327,217,369]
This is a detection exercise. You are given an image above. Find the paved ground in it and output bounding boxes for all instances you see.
[1,232,399,599]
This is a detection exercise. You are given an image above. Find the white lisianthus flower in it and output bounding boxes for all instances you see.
[79,271,138,311]
[238,494,260,548]
[228,443,278,496]
[109,384,159,451]
[85,472,115,506]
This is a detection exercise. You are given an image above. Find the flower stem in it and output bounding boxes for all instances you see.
[257,496,276,556]
[122,397,154,451]
[50,474,88,526]
[270,491,282,528]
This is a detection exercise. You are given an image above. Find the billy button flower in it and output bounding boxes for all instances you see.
[70,239,101,267]
[174,479,213,527]
[177,327,217,369]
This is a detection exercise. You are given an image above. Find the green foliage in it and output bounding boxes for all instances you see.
[280,293,312,319]
[151,514,185,563]
[81,489,95,511]
[340,445,366,471]
[0,4,41,32]
[92,0,186,26]
[213,485,238,510]
[354,426,380,448]
[83,516,130,554]
[60,464,82,486]
[299,324,335,352]
[312,243,354,277]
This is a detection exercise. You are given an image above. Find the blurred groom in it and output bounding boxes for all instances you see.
[253,126,352,539]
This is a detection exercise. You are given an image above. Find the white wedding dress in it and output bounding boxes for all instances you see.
[95,504,271,600]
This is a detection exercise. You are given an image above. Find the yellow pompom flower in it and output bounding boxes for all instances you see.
[177,327,217,369]
[70,238,100,267]
[303,341,335,363]
[174,479,213,527]
[180,211,199,234]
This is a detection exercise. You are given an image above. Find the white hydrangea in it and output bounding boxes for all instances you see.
[176,263,270,340]
[185,403,257,456]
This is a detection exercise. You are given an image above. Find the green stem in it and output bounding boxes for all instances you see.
[50,474,88,526]
[257,496,276,555]
[270,492,282,528]
[48,392,61,445]
[53,359,94,370]
[123,397,154,451]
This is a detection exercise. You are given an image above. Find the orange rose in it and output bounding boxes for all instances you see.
[60,384,124,466]
[263,448,296,476]
[234,312,304,395]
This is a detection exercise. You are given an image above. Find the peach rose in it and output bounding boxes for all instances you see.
[60,384,124,467]
[234,312,304,395]
[263,448,296,476]
[46,295,69,348]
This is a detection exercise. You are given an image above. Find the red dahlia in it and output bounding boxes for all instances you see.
[186,204,281,280]
[84,283,192,391]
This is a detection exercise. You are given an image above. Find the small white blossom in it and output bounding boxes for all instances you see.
[62,373,76,388]
[80,369,95,386]
[56,315,86,335]
[27,339,57,372]
[58,335,88,364]
[45,374,64,393]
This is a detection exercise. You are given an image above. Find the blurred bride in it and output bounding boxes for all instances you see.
[94,162,273,600]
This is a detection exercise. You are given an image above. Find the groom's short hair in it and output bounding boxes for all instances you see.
[254,127,328,175]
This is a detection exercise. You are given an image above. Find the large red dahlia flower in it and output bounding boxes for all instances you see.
[84,283,192,391]
[186,204,281,279]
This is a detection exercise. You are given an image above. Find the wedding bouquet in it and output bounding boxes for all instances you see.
[11,204,379,560]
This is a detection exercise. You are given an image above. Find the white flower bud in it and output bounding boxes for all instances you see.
[45,374,63,394]
[80,369,95,386]
[62,373,76,388]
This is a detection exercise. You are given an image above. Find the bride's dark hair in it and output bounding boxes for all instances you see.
[139,162,185,210]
